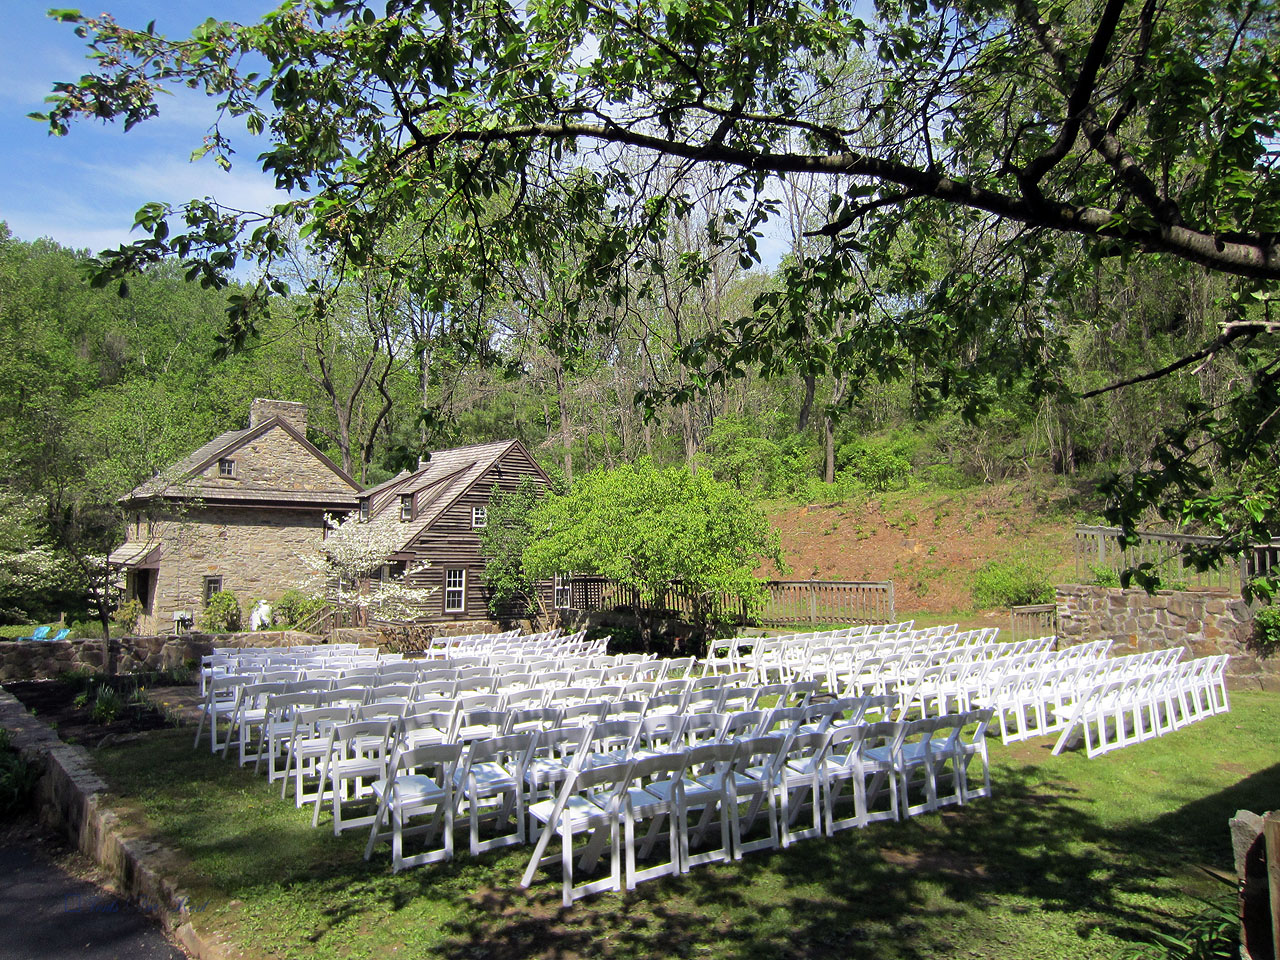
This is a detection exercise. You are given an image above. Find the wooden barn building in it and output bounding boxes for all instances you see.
[357,439,551,622]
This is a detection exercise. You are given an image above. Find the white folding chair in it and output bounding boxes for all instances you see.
[364,742,463,872]
[454,732,537,855]
[520,760,633,906]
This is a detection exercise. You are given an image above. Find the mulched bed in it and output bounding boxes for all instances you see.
[2,677,190,748]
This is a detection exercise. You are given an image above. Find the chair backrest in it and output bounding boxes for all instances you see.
[357,700,411,722]
[602,698,647,721]
[680,712,727,745]
[291,705,354,744]
[507,707,564,733]
[388,741,464,785]
[455,708,510,741]
[461,732,537,779]
[585,719,643,758]
[560,701,608,725]
[456,693,503,712]
[636,714,687,753]
[719,709,769,741]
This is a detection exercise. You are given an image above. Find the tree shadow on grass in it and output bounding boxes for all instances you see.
[98,728,1280,960]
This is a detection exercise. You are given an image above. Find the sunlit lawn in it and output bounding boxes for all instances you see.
[91,691,1280,960]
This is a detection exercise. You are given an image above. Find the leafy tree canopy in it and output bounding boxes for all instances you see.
[522,461,785,641]
[34,0,1280,588]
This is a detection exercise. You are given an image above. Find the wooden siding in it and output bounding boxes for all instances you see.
[399,444,548,621]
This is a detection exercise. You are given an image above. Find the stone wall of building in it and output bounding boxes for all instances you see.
[192,422,353,492]
[135,505,328,634]
[1055,583,1278,690]
[0,630,323,682]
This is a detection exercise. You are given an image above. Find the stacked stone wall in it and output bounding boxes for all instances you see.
[1055,583,1278,690]
[193,424,353,492]
[135,505,328,633]
[0,630,323,682]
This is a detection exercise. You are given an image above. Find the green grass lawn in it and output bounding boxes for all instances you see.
[90,692,1280,960]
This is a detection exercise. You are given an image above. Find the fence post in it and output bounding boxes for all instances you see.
[808,580,817,624]
[1265,812,1280,960]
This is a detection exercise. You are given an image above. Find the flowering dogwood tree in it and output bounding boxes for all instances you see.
[299,512,437,622]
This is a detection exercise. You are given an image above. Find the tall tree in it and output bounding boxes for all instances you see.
[35,0,1280,584]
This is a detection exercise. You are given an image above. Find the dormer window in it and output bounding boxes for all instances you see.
[400,494,413,521]
[359,498,370,522]
[472,505,487,529]
[218,458,236,478]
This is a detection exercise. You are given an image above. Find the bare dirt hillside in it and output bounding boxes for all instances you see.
[763,480,1086,623]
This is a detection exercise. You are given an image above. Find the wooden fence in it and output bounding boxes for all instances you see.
[1074,525,1280,593]
[560,577,895,627]
[1010,603,1058,642]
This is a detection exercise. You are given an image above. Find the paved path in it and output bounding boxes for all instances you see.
[0,827,185,960]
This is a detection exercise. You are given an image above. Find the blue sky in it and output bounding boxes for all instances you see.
[1,3,794,266]
[0,3,284,253]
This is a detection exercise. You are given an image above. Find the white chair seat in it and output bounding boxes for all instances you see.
[372,774,446,805]
[528,792,609,827]
[457,761,518,791]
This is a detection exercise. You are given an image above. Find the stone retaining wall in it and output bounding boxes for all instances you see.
[1055,583,1278,690]
[0,630,323,682]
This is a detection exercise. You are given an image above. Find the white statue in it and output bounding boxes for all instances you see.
[249,600,273,631]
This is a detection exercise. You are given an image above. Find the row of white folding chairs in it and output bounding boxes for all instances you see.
[203,649,661,698]
[353,706,993,903]
[765,627,1015,686]
[707,619,984,678]
[899,641,1117,721]
[430,628,568,657]
[707,621,925,675]
[206,667,768,759]
[1049,655,1229,757]
[237,674,830,785]
[982,650,1220,748]
[816,634,1044,691]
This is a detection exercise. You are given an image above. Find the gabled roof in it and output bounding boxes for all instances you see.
[361,439,548,551]
[120,416,361,507]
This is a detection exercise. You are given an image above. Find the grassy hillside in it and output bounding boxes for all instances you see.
[765,478,1096,623]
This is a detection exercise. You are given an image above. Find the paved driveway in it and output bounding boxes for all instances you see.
[0,839,185,960]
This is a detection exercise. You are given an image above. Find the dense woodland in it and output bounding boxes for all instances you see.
[8,0,1280,624]
[0,215,1255,625]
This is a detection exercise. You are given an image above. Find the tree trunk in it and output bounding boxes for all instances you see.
[798,373,816,432]
[554,359,573,484]
[824,414,836,483]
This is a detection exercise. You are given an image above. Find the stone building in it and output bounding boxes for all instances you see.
[110,399,362,634]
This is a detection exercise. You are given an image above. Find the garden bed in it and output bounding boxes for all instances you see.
[75,691,1280,960]
[3,675,190,747]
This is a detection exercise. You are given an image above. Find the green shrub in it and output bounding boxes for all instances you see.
[1253,605,1280,658]
[1088,562,1121,587]
[1126,895,1238,960]
[91,685,124,725]
[837,439,912,492]
[971,558,1055,609]
[202,590,242,633]
[275,589,325,628]
[111,598,143,633]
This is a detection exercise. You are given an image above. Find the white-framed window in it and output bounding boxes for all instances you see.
[359,498,370,522]
[554,573,571,609]
[444,568,466,613]
[472,505,487,529]
[400,494,413,521]
[218,458,236,478]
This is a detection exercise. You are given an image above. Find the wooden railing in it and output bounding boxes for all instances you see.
[560,577,895,626]
[1010,603,1058,642]
[1074,525,1280,593]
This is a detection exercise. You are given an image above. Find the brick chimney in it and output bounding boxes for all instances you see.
[248,399,308,434]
